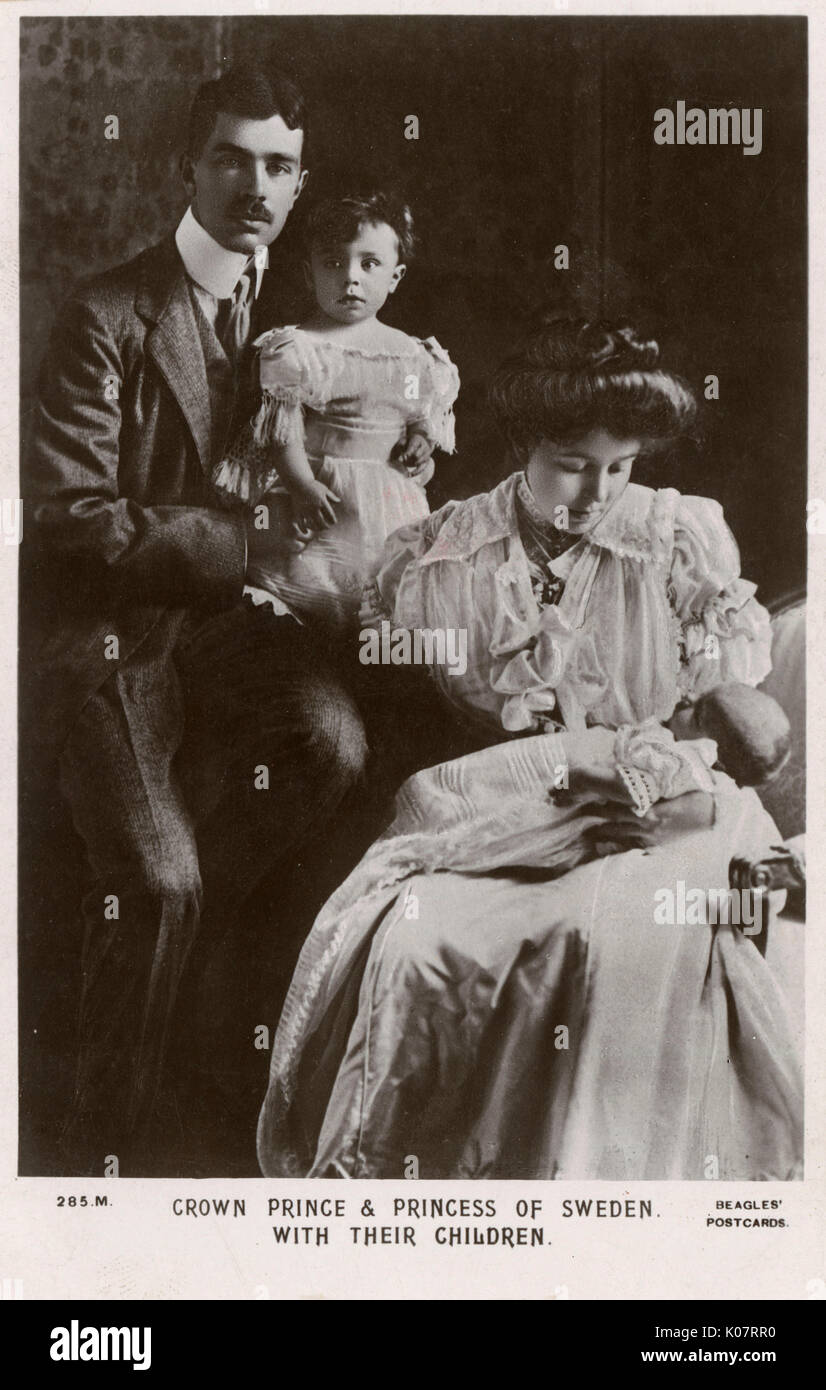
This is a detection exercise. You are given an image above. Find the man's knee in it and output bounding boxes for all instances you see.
[299,681,368,788]
[132,846,203,914]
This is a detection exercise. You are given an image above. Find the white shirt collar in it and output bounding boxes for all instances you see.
[175,205,269,300]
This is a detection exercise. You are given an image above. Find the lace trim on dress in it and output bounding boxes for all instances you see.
[585,485,678,564]
[212,429,282,506]
[281,337,424,359]
[616,763,656,818]
[612,722,718,803]
[252,388,305,448]
[417,475,674,568]
[515,475,580,609]
[516,473,578,547]
[216,326,460,506]
[257,326,448,360]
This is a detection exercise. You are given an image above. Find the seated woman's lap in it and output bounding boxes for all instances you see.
[307,788,801,1179]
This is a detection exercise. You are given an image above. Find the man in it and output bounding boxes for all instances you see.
[23,65,372,1175]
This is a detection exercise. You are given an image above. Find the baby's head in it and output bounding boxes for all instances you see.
[305,190,415,326]
[671,682,791,786]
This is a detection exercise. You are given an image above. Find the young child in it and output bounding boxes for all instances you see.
[213,190,460,627]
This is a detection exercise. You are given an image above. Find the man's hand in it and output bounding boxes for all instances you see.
[393,430,435,483]
[245,488,323,566]
[584,789,716,855]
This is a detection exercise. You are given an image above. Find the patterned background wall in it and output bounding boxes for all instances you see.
[20,14,806,599]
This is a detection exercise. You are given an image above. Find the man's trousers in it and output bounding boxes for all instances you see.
[56,599,368,1173]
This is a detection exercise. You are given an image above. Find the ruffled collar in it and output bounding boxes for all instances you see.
[515,474,581,559]
[411,473,680,734]
[419,472,678,567]
[256,324,448,361]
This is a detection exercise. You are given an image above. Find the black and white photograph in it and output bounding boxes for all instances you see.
[4,0,823,1307]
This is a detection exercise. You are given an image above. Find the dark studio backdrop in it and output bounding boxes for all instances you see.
[18,14,807,1174]
[20,13,807,596]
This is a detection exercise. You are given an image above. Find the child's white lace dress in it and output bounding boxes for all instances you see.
[213,326,460,627]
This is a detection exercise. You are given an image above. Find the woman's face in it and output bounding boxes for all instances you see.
[524,426,641,533]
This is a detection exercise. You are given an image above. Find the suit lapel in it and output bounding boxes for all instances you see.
[137,236,212,475]
[134,232,298,474]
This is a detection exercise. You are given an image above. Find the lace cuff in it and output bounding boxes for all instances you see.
[616,764,657,818]
[252,388,305,448]
[213,425,282,507]
[613,722,716,799]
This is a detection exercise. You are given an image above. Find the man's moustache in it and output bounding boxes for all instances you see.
[232,205,272,223]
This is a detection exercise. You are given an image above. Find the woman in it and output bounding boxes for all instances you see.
[257,318,803,1181]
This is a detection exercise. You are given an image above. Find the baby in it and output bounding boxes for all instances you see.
[559,681,792,816]
[213,188,459,627]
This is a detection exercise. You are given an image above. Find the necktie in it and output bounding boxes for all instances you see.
[220,266,254,365]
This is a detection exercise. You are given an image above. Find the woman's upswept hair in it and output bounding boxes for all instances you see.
[306,190,416,263]
[489,316,697,456]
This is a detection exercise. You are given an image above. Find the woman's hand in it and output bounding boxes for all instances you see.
[290,480,340,533]
[584,790,716,855]
[553,766,637,808]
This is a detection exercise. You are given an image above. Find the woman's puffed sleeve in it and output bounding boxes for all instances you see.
[669,494,773,698]
[360,499,463,627]
[410,338,460,454]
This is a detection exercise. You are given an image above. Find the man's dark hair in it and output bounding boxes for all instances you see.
[187,63,308,162]
[305,190,417,263]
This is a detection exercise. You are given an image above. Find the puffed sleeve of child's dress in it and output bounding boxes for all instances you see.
[669,494,773,698]
[252,326,333,445]
[212,327,332,504]
[408,338,461,454]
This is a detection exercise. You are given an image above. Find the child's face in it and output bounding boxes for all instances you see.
[524,427,640,532]
[309,221,406,324]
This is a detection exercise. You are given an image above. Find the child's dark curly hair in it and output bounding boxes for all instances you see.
[489,316,697,457]
[305,190,416,264]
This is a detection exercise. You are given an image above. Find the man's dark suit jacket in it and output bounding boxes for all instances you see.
[23,232,295,759]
